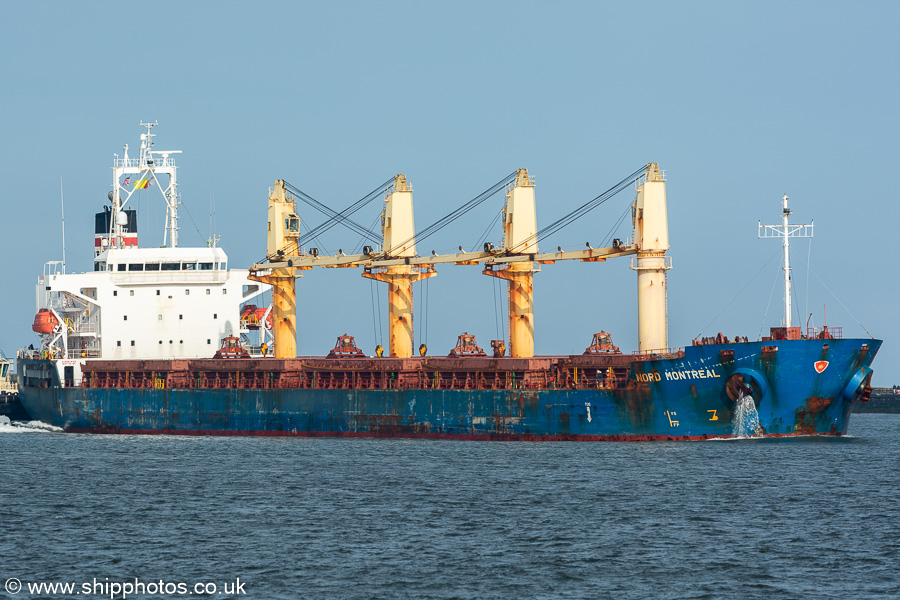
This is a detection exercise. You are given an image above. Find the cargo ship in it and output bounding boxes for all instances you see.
[17,125,880,440]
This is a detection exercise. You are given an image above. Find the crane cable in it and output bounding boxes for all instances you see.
[506,165,646,254]
[793,253,874,339]
[470,206,504,252]
[284,179,388,245]
[387,170,518,255]
[598,201,634,248]
[252,178,392,267]
[259,166,643,265]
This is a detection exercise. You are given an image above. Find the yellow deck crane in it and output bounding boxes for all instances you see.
[360,175,436,358]
[247,181,301,358]
[250,164,670,358]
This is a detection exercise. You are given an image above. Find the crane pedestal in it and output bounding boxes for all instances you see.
[485,261,536,358]
[363,265,435,358]
[633,252,669,353]
[251,269,297,359]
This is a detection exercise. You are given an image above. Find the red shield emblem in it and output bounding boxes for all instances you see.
[814,361,829,373]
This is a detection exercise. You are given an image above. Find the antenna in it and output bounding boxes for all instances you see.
[209,191,218,247]
[60,176,66,274]
[758,194,813,328]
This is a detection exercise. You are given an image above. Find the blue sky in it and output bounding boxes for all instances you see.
[2,1,897,383]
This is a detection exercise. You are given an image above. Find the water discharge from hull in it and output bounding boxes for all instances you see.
[731,391,761,437]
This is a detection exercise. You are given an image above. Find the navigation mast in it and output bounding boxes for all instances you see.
[759,195,813,329]
[110,122,182,249]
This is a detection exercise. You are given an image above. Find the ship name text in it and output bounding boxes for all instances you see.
[633,368,721,382]
[664,368,721,381]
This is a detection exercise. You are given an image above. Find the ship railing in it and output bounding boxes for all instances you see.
[114,157,176,168]
[806,326,843,340]
[64,349,101,359]
[631,347,685,359]
[17,348,101,360]
[629,255,673,270]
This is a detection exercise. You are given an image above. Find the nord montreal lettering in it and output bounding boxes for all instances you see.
[634,369,721,382]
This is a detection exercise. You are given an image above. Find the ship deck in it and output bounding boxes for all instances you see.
[80,352,676,391]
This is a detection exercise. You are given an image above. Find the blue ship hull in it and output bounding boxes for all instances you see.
[18,339,880,440]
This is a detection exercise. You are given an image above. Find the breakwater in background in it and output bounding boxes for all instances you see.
[854,387,900,413]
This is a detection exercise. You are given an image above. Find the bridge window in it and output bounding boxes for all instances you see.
[145,263,160,271]
[117,264,126,272]
[128,264,144,271]
[161,263,180,271]
[199,262,213,270]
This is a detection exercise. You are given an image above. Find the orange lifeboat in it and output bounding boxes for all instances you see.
[32,308,59,335]
[240,305,273,330]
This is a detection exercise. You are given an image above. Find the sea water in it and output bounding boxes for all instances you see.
[1,415,898,600]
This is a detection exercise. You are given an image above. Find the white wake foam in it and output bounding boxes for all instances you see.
[0,418,64,433]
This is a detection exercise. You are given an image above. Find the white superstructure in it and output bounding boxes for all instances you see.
[29,124,271,384]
